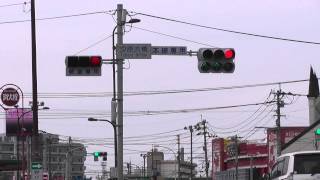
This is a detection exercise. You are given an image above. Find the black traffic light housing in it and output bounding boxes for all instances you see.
[197,48,235,73]
[93,151,107,161]
[65,56,102,76]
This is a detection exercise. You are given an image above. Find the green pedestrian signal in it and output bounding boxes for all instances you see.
[315,128,320,135]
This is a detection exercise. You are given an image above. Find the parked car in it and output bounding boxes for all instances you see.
[270,151,320,180]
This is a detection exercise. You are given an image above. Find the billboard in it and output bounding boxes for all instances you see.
[6,108,33,136]
[267,127,306,170]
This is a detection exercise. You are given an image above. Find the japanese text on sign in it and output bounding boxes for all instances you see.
[116,44,152,59]
[152,46,187,55]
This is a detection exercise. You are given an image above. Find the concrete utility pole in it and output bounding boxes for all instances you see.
[276,89,283,157]
[232,135,239,180]
[177,135,181,180]
[66,137,71,180]
[249,156,253,180]
[116,4,124,180]
[202,120,209,179]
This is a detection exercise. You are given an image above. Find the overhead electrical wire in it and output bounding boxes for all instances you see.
[130,11,320,45]
[16,100,276,119]
[0,1,29,8]
[207,92,273,130]
[22,78,310,98]
[130,25,216,47]
[0,9,114,25]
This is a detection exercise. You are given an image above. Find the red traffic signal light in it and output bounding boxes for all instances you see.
[197,48,235,73]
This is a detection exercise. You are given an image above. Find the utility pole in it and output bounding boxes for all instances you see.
[276,89,283,157]
[233,135,239,180]
[31,0,39,136]
[250,156,253,180]
[116,4,124,180]
[66,137,71,180]
[202,120,209,179]
[190,126,193,179]
[151,145,155,180]
[177,135,181,180]
[140,154,146,178]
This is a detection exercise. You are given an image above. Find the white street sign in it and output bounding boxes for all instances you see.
[116,44,152,59]
[152,46,187,55]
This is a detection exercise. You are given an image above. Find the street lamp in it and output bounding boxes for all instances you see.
[184,125,194,179]
[65,145,87,180]
[88,117,117,168]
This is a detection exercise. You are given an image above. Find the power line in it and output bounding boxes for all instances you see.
[0,1,29,8]
[0,10,114,25]
[21,78,310,98]
[131,11,320,45]
[74,34,113,55]
[131,26,216,47]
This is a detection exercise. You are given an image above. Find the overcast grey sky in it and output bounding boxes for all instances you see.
[0,0,319,177]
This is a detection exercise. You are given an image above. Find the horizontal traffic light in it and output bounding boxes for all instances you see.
[197,48,235,73]
[93,152,107,161]
[65,56,102,76]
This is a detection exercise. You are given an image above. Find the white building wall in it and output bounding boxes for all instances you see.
[308,97,320,125]
[160,163,177,178]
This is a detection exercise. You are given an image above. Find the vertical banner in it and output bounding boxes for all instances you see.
[6,108,33,136]
[212,138,224,180]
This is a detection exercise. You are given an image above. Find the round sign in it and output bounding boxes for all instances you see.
[1,87,20,106]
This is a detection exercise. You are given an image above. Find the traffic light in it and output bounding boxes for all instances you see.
[197,48,235,73]
[93,152,107,161]
[65,56,102,76]
[315,128,320,142]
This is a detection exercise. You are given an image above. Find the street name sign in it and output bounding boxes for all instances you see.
[116,44,152,59]
[152,46,187,55]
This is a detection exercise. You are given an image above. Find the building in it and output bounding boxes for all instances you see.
[0,136,16,179]
[212,138,269,180]
[146,148,197,179]
[211,68,320,180]
[281,67,320,154]
[211,127,306,180]
[0,132,86,180]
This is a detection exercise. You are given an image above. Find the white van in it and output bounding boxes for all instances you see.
[270,151,320,180]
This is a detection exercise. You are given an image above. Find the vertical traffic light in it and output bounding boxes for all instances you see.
[197,48,235,73]
[65,56,102,76]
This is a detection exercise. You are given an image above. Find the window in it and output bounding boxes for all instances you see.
[294,153,320,174]
[271,157,289,178]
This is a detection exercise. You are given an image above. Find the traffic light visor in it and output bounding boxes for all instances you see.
[90,56,102,67]
[66,56,78,67]
[203,49,213,59]
[94,152,100,157]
